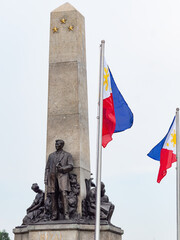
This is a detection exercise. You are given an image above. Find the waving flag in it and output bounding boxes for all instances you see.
[147,117,177,183]
[102,60,133,147]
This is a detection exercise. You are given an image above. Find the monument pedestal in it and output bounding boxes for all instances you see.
[13,223,123,240]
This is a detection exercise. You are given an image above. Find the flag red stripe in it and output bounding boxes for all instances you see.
[157,148,177,183]
[102,94,116,148]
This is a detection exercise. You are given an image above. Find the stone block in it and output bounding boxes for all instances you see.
[13,224,124,240]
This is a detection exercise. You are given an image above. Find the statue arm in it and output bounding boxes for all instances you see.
[44,157,50,184]
[61,164,73,173]
[57,153,73,173]
[67,153,73,167]
[27,201,42,213]
[27,202,36,213]
[26,198,39,213]
[27,194,44,213]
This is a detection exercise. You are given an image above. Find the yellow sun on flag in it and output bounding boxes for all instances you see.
[104,67,109,91]
[170,130,176,147]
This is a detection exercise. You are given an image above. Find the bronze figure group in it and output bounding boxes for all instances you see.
[22,139,114,225]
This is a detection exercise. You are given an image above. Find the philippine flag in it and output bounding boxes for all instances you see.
[102,59,133,148]
[147,117,177,183]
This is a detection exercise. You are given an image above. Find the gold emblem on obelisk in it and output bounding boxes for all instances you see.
[52,27,59,33]
[60,18,66,24]
[68,25,74,31]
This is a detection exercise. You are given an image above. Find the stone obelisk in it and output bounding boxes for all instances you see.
[46,2,90,214]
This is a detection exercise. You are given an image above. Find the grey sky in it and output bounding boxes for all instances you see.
[0,0,180,240]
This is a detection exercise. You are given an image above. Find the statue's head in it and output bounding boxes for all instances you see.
[55,139,64,151]
[31,183,39,193]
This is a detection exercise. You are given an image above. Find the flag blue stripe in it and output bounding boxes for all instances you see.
[109,68,133,132]
[147,116,175,161]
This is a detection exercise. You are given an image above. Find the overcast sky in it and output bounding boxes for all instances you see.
[1,0,180,240]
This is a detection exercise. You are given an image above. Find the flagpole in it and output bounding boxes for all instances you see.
[176,108,180,240]
[95,40,105,240]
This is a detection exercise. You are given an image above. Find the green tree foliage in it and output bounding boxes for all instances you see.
[0,230,10,240]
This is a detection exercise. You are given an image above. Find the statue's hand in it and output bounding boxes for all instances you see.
[56,166,64,173]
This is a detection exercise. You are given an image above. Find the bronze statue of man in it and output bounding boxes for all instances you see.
[44,139,73,220]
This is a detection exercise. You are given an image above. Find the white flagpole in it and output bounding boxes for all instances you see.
[95,40,105,240]
[176,108,180,240]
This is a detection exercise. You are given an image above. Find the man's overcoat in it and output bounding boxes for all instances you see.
[44,150,73,193]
